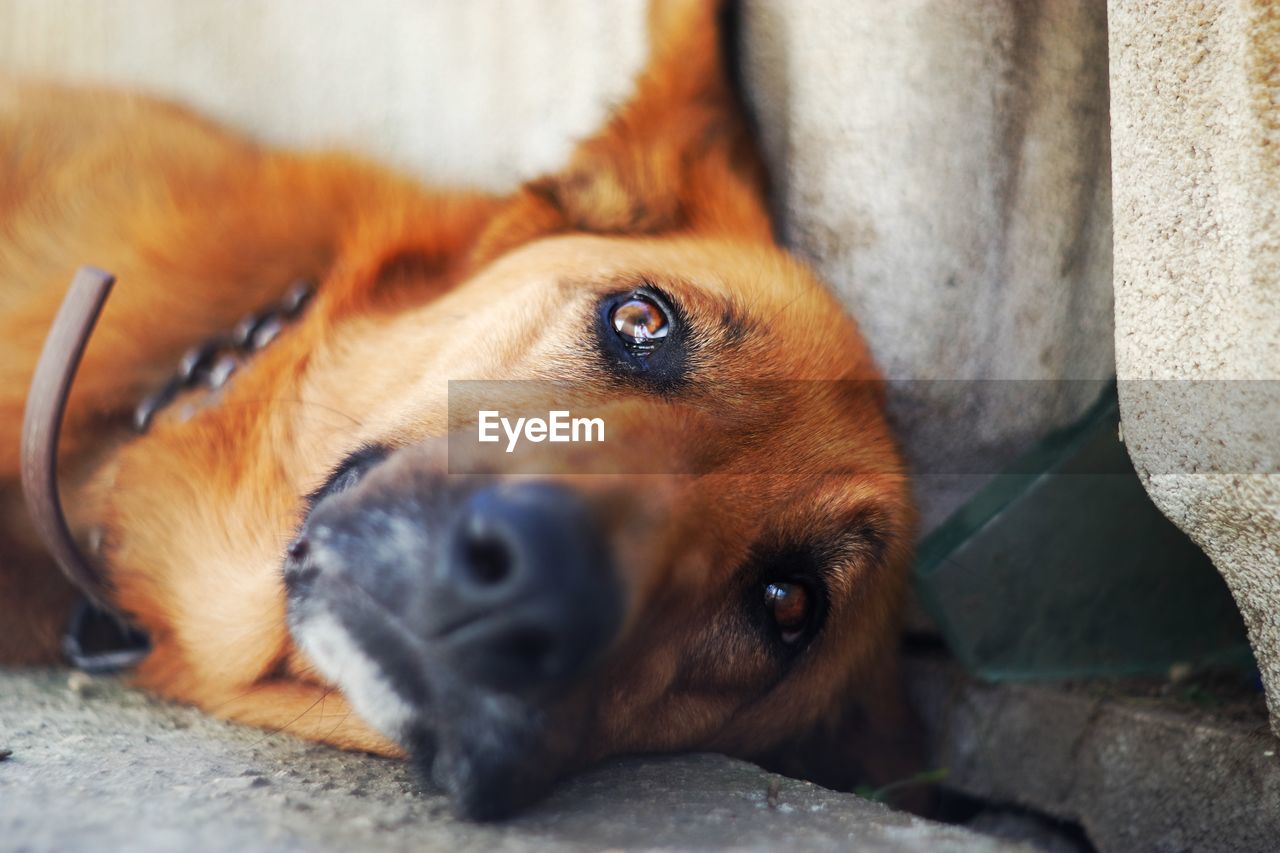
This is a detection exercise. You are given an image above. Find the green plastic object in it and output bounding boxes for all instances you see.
[914,384,1256,681]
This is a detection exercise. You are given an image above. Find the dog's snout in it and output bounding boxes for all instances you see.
[443,482,621,691]
[291,460,627,707]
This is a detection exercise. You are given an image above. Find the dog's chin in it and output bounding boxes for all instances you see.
[289,592,572,820]
[407,684,567,820]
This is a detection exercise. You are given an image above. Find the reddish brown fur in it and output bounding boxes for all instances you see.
[0,0,918,796]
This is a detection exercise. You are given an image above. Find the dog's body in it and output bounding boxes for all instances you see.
[1,0,916,817]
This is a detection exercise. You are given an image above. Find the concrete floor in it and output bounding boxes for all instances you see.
[909,658,1280,853]
[0,670,1023,852]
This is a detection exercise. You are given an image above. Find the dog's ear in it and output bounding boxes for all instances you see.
[469,0,773,267]
[752,660,939,817]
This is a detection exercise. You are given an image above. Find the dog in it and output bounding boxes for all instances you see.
[0,0,917,819]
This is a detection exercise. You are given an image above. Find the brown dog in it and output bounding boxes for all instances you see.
[0,0,915,818]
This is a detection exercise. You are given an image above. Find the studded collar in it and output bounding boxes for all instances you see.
[133,279,314,433]
[21,267,316,670]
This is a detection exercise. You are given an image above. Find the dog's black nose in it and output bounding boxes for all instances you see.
[441,482,620,691]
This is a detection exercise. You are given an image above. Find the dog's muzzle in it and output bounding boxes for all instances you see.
[284,449,623,819]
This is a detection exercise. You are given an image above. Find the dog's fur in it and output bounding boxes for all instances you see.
[1,0,919,816]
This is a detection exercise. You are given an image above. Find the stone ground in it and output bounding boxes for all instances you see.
[7,661,1276,852]
[909,658,1280,853]
[0,669,1024,853]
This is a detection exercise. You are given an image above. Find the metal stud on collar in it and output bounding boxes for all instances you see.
[132,278,313,433]
[22,268,315,670]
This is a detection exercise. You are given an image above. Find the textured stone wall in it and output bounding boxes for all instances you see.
[0,0,648,189]
[1108,0,1280,733]
[740,0,1115,531]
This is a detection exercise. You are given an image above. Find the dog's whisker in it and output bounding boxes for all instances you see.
[760,292,806,330]
[243,685,336,749]
[323,710,353,742]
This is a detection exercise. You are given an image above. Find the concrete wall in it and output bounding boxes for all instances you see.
[1108,0,1280,733]
[0,0,648,190]
[740,0,1115,531]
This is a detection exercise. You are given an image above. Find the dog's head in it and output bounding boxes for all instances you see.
[96,0,914,819]
[282,233,912,817]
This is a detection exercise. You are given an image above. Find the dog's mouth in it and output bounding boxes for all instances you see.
[287,554,593,820]
[284,461,621,819]
[288,586,572,819]
[403,667,580,821]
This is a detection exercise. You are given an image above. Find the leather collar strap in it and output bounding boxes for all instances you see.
[20,267,311,670]
[20,267,126,620]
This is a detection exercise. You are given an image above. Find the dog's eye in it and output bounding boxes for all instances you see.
[595,287,685,391]
[609,294,669,353]
[764,581,812,644]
